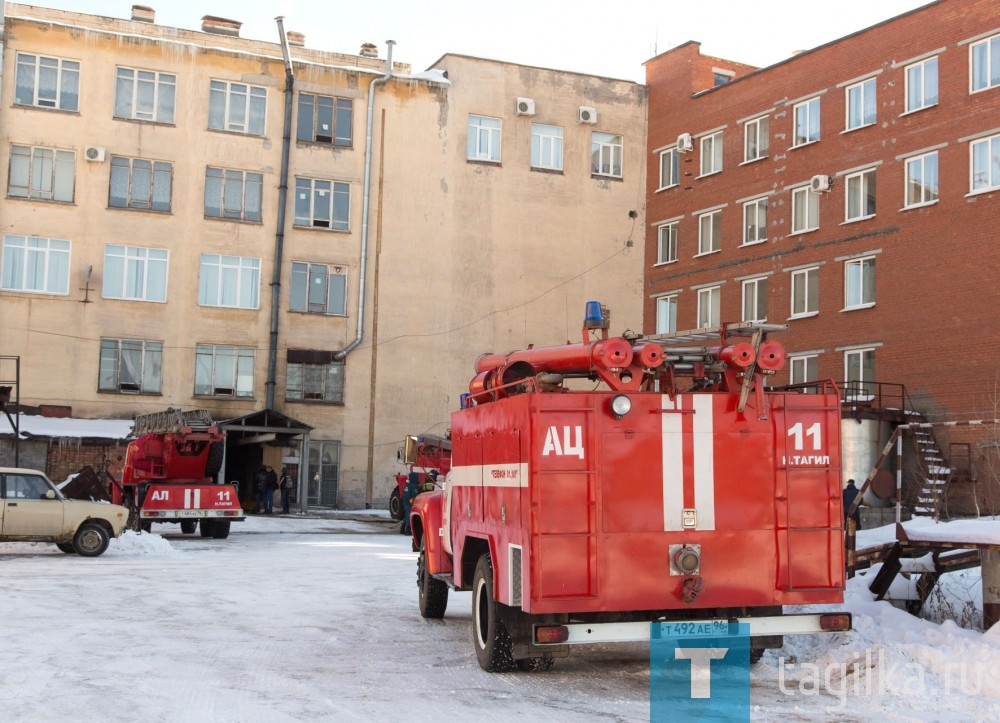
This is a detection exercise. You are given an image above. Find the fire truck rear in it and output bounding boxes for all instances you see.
[116,408,244,538]
[410,302,850,671]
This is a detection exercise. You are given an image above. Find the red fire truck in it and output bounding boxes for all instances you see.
[410,302,850,671]
[389,434,452,520]
[115,409,244,538]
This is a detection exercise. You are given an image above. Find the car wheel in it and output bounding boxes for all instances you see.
[417,538,448,619]
[73,522,110,557]
[211,519,231,539]
[389,488,402,520]
[56,543,77,554]
[180,520,197,534]
[200,519,215,537]
[472,553,515,672]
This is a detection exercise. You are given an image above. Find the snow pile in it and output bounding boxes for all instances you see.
[107,530,179,556]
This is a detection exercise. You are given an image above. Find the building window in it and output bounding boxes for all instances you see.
[844,348,876,401]
[744,116,769,162]
[591,133,623,177]
[697,210,722,255]
[467,115,501,162]
[657,222,678,264]
[790,267,819,318]
[208,80,266,135]
[742,197,768,245]
[286,352,345,403]
[971,134,1000,192]
[294,178,350,231]
[791,186,819,233]
[845,78,876,130]
[14,53,79,111]
[700,131,723,176]
[971,34,1000,92]
[793,97,820,146]
[103,245,168,302]
[904,152,939,207]
[114,67,176,123]
[742,277,767,323]
[1,235,70,294]
[109,156,172,212]
[195,344,255,397]
[905,56,938,112]
[98,339,162,394]
[7,145,75,202]
[290,262,347,315]
[844,256,875,309]
[297,93,353,146]
[845,168,876,221]
[198,253,260,309]
[204,167,263,222]
[659,147,680,189]
[655,295,677,334]
[531,124,563,171]
[697,286,720,329]
[789,354,818,385]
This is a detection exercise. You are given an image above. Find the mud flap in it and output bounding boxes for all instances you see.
[499,605,569,660]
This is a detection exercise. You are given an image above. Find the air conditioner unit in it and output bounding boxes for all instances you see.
[84,146,106,162]
[578,106,597,124]
[810,174,832,192]
[515,97,536,116]
[677,133,694,153]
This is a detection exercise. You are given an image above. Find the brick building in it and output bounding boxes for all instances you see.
[644,0,1000,513]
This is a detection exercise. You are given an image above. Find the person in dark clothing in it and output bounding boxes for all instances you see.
[254,466,269,514]
[279,467,293,514]
[264,466,278,514]
[401,471,421,535]
[422,469,440,492]
[842,479,861,527]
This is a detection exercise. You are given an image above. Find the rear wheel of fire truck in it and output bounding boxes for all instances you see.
[56,543,77,554]
[72,522,110,557]
[199,519,215,537]
[417,539,448,618]
[211,520,231,539]
[749,648,765,664]
[389,488,402,521]
[180,520,197,534]
[473,554,515,672]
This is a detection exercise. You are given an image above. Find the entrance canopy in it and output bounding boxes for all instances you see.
[219,409,312,447]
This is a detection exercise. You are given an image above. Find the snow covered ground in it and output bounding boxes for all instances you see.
[1,513,998,722]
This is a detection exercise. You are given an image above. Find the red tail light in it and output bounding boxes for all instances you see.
[819,613,852,631]
[535,626,569,644]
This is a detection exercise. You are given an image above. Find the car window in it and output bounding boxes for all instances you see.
[5,474,51,499]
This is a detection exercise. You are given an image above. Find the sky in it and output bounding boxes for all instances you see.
[17,0,937,83]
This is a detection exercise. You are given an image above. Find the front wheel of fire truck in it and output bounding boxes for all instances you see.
[389,488,402,521]
[417,539,448,618]
[473,554,515,672]
[73,522,110,557]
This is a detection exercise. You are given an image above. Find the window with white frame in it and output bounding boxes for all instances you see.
[697,286,720,328]
[655,295,677,334]
[846,78,876,130]
[742,277,768,322]
[657,222,678,264]
[109,156,172,212]
[208,80,266,135]
[7,145,75,202]
[659,146,680,189]
[14,52,80,111]
[793,97,820,146]
[904,152,939,207]
[971,34,1000,92]
[905,56,938,112]
[844,256,875,309]
[198,254,260,309]
[103,245,168,302]
[591,132,623,177]
[1,235,70,294]
[971,134,1000,192]
[742,197,768,245]
[294,177,350,231]
[844,348,876,401]
[99,339,162,394]
[698,210,722,255]
[845,168,876,221]
[290,262,347,315]
[744,116,769,162]
[467,115,501,162]
[195,344,255,397]
[531,124,563,171]
[204,167,263,222]
[790,266,819,317]
[789,354,818,385]
[114,67,176,123]
[700,131,723,175]
[286,352,345,403]
[791,186,819,233]
[297,93,353,146]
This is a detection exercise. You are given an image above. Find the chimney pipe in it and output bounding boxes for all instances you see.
[131,5,155,23]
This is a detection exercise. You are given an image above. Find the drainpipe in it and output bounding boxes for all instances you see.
[334,39,395,361]
[266,16,295,410]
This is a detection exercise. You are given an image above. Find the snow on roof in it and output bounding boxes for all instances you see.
[858,516,1000,548]
[0,413,133,440]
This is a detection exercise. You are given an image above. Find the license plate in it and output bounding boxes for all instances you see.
[658,620,730,637]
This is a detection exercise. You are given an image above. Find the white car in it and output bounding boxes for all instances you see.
[0,467,129,556]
